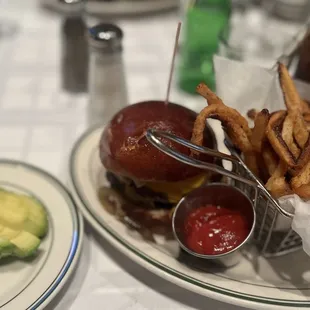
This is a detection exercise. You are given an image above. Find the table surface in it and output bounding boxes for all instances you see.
[0,1,294,309]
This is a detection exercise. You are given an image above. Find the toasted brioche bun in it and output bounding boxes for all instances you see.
[99,101,216,182]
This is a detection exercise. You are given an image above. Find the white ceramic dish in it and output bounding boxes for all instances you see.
[41,0,179,16]
[0,160,83,310]
[68,126,310,310]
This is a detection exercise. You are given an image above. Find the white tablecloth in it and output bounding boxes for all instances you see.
[0,1,249,309]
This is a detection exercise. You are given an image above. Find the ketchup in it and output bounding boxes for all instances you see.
[184,204,251,255]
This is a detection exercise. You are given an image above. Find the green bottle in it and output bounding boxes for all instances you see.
[178,0,231,93]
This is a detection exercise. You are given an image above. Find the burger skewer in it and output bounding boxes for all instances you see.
[164,22,181,106]
[99,22,220,238]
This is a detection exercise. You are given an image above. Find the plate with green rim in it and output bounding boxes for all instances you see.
[68,125,310,310]
[0,160,83,310]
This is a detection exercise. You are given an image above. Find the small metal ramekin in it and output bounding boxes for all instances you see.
[172,183,256,268]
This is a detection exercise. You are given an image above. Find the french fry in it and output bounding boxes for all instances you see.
[266,110,296,167]
[244,151,260,177]
[303,114,310,131]
[195,83,251,138]
[191,104,253,153]
[271,160,288,178]
[291,160,310,189]
[282,113,301,158]
[265,177,292,198]
[247,109,258,121]
[196,83,224,106]
[193,64,310,201]
[192,84,253,155]
[292,111,309,149]
[278,62,305,113]
[265,161,291,198]
[250,109,269,152]
[301,100,310,114]
[303,113,310,122]
[256,153,271,183]
[261,143,278,176]
[225,127,252,153]
[294,137,310,172]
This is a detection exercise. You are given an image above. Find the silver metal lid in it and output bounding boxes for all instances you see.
[58,0,85,16]
[88,23,123,52]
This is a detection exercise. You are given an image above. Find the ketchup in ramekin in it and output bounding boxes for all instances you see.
[184,204,252,255]
[172,184,255,264]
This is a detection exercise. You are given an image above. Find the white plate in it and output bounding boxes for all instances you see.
[68,126,310,310]
[0,160,83,310]
[42,0,179,16]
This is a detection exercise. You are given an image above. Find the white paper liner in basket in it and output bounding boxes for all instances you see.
[213,55,310,256]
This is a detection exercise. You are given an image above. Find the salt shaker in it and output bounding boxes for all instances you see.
[59,0,88,94]
[87,23,128,127]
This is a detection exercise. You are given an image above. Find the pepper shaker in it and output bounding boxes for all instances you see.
[59,0,88,94]
[87,23,128,127]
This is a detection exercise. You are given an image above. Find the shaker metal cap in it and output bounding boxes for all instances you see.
[88,23,123,51]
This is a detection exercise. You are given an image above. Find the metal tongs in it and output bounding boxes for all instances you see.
[146,129,294,219]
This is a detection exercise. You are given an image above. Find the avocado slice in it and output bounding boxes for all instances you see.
[11,231,41,258]
[0,193,28,230]
[0,188,48,260]
[0,190,48,238]
[0,224,19,240]
[19,195,48,238]
[0,228,41,259]
[0,238,15,259]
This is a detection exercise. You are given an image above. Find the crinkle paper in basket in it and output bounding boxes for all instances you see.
[213,55,310,257]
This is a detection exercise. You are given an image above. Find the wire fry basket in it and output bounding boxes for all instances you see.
[146,129,302,257]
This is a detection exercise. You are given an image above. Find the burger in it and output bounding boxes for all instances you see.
[99,100,216,233]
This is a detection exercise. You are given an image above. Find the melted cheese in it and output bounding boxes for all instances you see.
[145,174,207,203]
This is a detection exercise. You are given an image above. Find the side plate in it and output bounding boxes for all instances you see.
[0,160,83,310]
